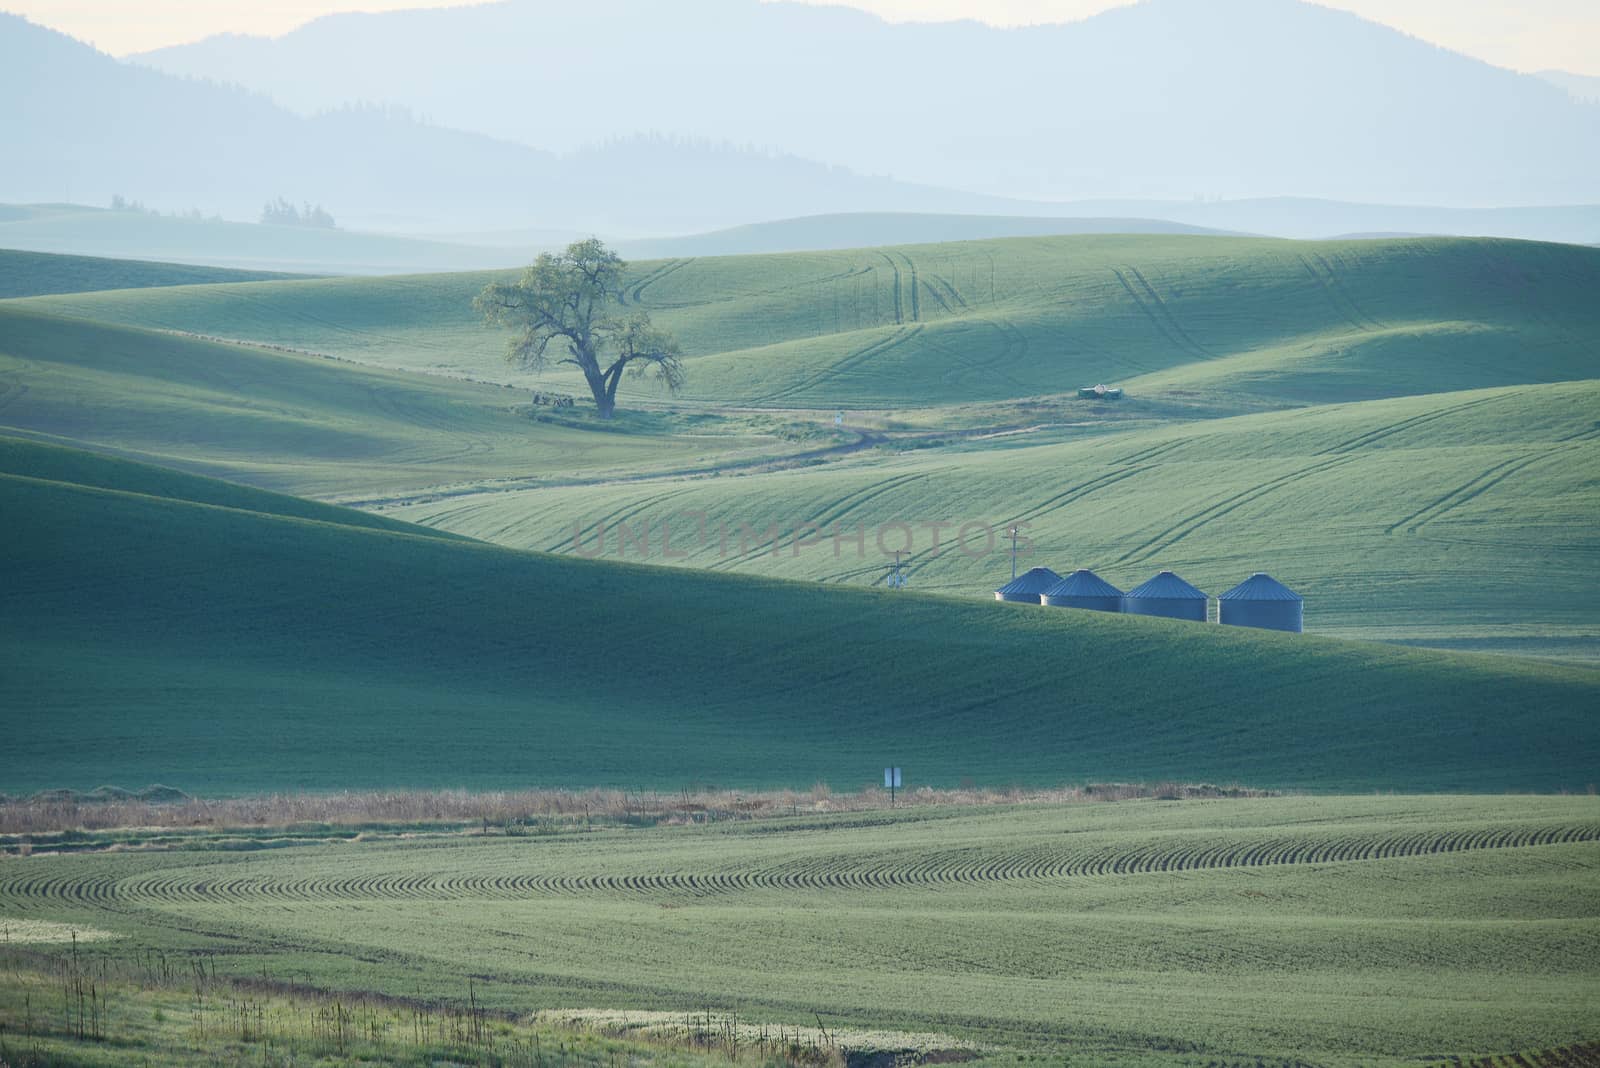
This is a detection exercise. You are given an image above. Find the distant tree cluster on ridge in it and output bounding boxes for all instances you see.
[260,197,337,229]
[109,195,220,222]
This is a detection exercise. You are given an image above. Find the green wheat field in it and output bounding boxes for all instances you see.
[2,233,1598,1065]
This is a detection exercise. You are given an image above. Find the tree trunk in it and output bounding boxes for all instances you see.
[579,362,614,419]
[601,361,627,419]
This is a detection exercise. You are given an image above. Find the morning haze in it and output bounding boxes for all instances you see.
[2,2,1597,1065]
[15,0,1600,76]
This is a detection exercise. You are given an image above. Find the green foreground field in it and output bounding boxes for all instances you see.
[2,795,1598,1066]
[2,223,1598,1067]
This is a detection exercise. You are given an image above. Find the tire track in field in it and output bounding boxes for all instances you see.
[919,276,955,316]
[1556,423,1600,444]
[919,327,1031,393]
[628,258,694,306]
[1112,267,1214,361]
[7,823,1593,908]
[1297,255,1372,334]
[878,253,905,325]
[550,486,700,554]
[923,271,969,312]
[706,471,931,572]
[753,324,924,406]
[992,318,1031,374]
[618,260,681,306]
[1110,455,1362,567]
[896,252,922,323]
[1384,443,1584,535]
[1302,252,1387,331]
[1013,465,1157,527]
[1113,437,1191,466]
[1313,392,1514,456]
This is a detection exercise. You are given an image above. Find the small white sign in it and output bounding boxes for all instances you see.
[884,767,902,788]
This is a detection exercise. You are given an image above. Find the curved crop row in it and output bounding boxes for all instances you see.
[2,822,1594,908]
[1428,1040,1600,1068]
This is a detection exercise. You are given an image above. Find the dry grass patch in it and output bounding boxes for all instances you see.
[0,919,118,945]
[0,782,1270,838]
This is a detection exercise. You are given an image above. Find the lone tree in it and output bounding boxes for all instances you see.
[475,238,685,419]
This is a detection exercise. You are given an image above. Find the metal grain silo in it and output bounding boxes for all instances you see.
[1040,569,1124,612]
[994,566,1062,603]
[1121,570,1209,622]
[1218,573,1304,633]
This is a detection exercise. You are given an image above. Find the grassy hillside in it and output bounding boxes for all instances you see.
[0,434,464,538]
[7,237,1595,660]
[392,381,1600,660]
[0,305,796,498]
[3,796,1598,1065]
[0,203,536,275]
[0,246,305,298]
[2,438,1596,794]
[18,235,1599,410]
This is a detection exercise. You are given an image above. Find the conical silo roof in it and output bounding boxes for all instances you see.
[994,566,1062,598]
[1124,570,1207,600]
[1042,569,1124,600]
[1218,573,1302,601]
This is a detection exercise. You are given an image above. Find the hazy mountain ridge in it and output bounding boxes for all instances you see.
[0,14,1052,234]
[131,0,1600,206]
[8,5,1600,247]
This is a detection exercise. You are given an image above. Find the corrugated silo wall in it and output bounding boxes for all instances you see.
[1121,596,1208,622]
[995,592,1041,604]
[1042,595,1123,613]
[1218,601,1304,633]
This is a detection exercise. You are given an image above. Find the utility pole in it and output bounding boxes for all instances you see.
[1006,524,1023,580]
[885,550,908,589]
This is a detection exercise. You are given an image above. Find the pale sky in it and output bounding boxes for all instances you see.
[9,0,1600,75]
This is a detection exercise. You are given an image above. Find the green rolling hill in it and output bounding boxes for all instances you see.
[0,246,306,298]
[0,434,461,538]
[0,304,794,498]
[2,434,1597,795]
[16,234,1598,410]
[386,380,1600,661]
[4,235,1596,662]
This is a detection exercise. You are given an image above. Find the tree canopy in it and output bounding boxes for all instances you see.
[475,239,684,419]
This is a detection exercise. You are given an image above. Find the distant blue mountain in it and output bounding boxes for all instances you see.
[0,14,1048,234]
[134,0,1600,207]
